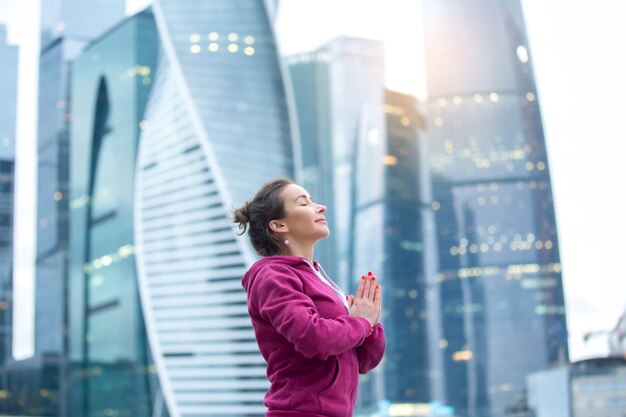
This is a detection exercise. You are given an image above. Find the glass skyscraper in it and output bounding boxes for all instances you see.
[351,90,443,415]
[422,1,569,416]
[0,24,17,169]
[34,0,125,414]
[287,37,385,289]
[267,0,281,21]
[132,1,298,416]
[68,10,161,417]
[0,22,18,414]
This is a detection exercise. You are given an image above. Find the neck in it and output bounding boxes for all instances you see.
[282,241,315,262]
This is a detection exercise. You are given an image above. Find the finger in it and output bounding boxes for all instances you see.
[356,276,366,299]
[376,286,382,324]
[369,275,378,300]
[347,295,355,307]
[373,284,381,306]
[372,282,378,304]
[363,275,373,300]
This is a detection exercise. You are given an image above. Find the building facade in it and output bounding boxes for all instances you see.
[132,1,298,416]
[34,0,125,414]
[569,358,626,417]
[0,24,17,163]
[351,90,444,415]
[528,358,626,417]
[68,10,161,417]
[0,22,18,414]
[422,1,569,416]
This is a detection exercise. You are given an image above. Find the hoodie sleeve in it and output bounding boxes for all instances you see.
[356,323,386,374]
[250,264,373,361]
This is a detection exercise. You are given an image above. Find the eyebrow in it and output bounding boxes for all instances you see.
[294,194,310,202]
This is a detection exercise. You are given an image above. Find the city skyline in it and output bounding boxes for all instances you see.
[128,0,626,362]
[1,0,625,365]
[274,0,626,365]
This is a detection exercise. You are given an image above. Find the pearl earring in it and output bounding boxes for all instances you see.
[284,239,290,245]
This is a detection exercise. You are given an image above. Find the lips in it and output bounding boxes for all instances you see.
[315,218,327,223]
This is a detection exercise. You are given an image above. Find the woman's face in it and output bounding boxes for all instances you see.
[275,183,329,244]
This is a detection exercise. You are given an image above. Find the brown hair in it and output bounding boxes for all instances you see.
[232,178,293,256]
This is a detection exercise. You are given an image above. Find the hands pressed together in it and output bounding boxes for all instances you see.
[347,272,382,327]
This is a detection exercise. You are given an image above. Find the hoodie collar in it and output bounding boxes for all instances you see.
[242,255,314,288]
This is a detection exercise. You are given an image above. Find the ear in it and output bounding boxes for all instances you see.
[269,220,289,233]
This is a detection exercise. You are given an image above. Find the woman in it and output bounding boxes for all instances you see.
[233,178,385,417]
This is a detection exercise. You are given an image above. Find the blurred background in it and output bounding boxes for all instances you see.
[0,0,625,416]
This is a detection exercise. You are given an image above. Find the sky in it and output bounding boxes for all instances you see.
[1,0,625,361]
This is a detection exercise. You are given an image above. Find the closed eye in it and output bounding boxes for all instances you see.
[295,195,312,206]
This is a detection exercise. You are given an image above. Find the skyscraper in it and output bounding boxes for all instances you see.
[0,24,17,164]
[0,22,18,413]
[351,90,443,415]
[36,0,126,361]
[34,0,125,415]
[68,9,161,417]
[132,1,298,416]
[422,1,569,416]
[287,37,385,289]
[267,0,281,21]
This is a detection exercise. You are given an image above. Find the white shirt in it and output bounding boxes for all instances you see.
[304,260,351,313]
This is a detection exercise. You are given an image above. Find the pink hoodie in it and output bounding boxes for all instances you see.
[242,256,385,417]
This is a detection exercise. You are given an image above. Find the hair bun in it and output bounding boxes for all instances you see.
[232,201,251,233]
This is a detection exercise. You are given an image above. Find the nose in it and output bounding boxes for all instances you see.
[316,204,327,214]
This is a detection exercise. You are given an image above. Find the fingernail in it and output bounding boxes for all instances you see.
[372,277,376,281]
[376,285,380,288]
[368,272,372,276]
[346,295,349,300]
[361,276,365,280]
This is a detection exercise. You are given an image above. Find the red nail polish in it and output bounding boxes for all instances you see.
[368,272,372,276]
[346,295,349,300]
[376,285,380,288]
[361,276,365,280]
[372,277,376,281]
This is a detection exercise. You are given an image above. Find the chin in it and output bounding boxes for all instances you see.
[313,227,330,240]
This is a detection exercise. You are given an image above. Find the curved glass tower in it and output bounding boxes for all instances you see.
[134,1,297,416]
[69,11,161,417]
[422,1,569,416]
